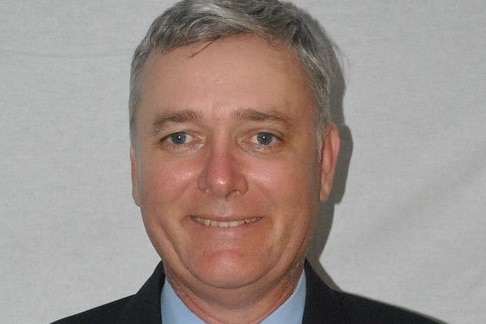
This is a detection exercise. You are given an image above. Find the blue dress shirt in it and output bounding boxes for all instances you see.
[161,273,306,323]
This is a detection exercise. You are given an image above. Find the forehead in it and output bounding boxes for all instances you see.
[138,34,316,122]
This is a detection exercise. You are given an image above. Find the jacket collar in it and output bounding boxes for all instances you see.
[119,261,339,324]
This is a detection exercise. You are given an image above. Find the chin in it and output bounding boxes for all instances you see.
[188,251,272,289]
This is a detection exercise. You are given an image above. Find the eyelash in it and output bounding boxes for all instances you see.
[246,131,283,153]
[159,131,198,151]
[167,132,189,144]
[158,130,283,153]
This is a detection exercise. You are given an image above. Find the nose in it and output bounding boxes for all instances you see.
[197,144,248,198]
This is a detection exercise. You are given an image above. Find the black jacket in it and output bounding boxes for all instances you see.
[52,262,439,323]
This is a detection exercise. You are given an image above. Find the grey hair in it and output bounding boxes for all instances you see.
[129,0,342,142]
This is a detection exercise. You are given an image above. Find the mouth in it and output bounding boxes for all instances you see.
[191,216,262,228]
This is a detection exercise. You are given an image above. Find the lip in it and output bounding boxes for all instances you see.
[191,215,262,228]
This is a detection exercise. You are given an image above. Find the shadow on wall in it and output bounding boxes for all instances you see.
[303,19,446,323]
[306,35,352,291]
[307,126,352,291]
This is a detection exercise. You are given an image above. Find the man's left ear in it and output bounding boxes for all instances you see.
[130,145,141,207]
[319,123,341,201]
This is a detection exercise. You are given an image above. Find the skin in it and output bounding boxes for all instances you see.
[130,34,340,324]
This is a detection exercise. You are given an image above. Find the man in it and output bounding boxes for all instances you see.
[54,0,439,323]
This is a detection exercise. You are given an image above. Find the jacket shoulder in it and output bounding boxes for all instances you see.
[51,296,132,324]
[51,262,165,324]
[338,291,440,324]
[303,262,441,324]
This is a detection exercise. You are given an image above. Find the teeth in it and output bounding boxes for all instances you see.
[192,216,260,228]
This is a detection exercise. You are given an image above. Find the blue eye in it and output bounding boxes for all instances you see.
[160,131,202,152]
[169,132,187,144]
[256,132,274,145]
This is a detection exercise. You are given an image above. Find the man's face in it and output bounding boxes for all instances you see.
[131,35,339,295]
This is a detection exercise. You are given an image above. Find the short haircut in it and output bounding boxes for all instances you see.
[129,0,342,142]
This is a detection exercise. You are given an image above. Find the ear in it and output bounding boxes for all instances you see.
[130,145,141,206]
[319,123,341,201]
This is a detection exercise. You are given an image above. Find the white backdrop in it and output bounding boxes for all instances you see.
[1,1,484,323]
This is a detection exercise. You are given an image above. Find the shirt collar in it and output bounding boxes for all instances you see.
[161,273,306,324]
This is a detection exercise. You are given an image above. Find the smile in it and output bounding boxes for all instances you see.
[191,216,261,228]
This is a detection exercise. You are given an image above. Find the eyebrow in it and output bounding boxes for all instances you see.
[151,107,294,136]
[151,109,201,135]
[234,108,293,128]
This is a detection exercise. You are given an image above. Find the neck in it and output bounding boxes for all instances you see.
[165,263,304,324]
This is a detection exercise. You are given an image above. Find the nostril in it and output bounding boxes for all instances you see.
[197,150,248,197]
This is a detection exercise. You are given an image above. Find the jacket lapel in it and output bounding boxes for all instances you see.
[121,261,346,324]
[120,262,165,324]
[302,261,346,324]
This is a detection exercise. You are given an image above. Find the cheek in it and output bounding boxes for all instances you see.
[248,156,320,241]
[139,156,198,201]
[250,155,321,206]
[137,159,195,254]
[137,156,201,243]
[254,163,319,262]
